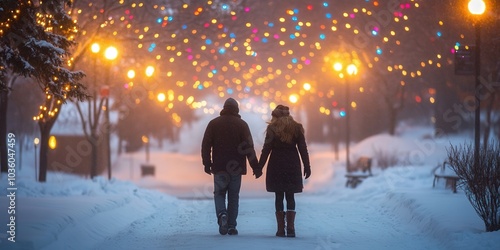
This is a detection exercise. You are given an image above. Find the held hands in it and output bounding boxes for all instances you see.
[253,168,263,179]
[304,167,311,179]
[204,165,212,175]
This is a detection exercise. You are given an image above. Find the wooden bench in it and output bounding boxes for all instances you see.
[141,164,156,177]
[433,161,460,193]
[345,157,373,188]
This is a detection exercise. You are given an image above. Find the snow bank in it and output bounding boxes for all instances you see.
[0,175,176,249]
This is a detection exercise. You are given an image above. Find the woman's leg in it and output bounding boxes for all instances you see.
[275,192,285,212]
[274,192,286,236]
[284,192,296,237]
[284,192,295,211]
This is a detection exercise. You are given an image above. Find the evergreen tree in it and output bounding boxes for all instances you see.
[0,0,87,180]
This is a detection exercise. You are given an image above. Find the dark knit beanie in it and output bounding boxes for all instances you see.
[272,105,290,118]
[223,98,239,109]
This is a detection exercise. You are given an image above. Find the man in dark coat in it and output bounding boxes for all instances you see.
[201,97,259,236]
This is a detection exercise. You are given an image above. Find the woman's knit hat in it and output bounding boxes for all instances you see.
[271,105,290,118]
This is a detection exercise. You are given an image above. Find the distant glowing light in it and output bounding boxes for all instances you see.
[319,34,326,40]
[303,83,311,91]
[157,93,166,102]
[333,62,343,72]
[289,94,299,104]
[347,64,358,75]
[49,136,57,149]
[468,0,486,15]
[104,46,118,60]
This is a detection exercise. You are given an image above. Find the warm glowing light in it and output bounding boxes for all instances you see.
[289,94,299,103]
[333,62,343,72]
[126,70,135,79]
[142,135,149,143]
[157,92,166,102]
[48,136,57,149]
[347,64,358,76]
[34,138,40,145]
[468,0,486,15]
[104,46,118,60]
[91,43,100,54]
[145,65,155,77]
[303,83,311,91]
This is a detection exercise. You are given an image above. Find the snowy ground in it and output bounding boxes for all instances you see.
[0,124,499,250]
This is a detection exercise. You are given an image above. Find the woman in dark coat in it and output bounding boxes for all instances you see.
[256,104,311,237]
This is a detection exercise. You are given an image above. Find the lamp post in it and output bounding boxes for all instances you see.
[90,42,100,179]
[104,46,118,180]
[468,0,486,168]
[345,64,358,172]
[333,62,358,172]
[145,65,155,156]
[34,138,39,181]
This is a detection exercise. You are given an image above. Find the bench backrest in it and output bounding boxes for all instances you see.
[348,156,372,175]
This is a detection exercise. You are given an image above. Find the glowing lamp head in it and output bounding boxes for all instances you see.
[91,43,100,54]
[333,62,343,72]
[104,46,118,60]
[145,66,155,77]
[303,83,311,91]
[468,0,486,15]
[347,64,358,76]
[127,69,136,79]
[157,93,166,102]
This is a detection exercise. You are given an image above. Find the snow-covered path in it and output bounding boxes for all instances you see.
[97,194,443,250]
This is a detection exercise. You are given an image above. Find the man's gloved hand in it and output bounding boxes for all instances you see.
[304,167,311,179]
[253,168,263,179]
[204,165,212,175]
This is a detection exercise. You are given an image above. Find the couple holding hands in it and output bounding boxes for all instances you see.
[201,98,311,237]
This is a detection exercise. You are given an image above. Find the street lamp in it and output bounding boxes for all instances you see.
[104,45,118,180]
[334,62,358,172]
[145,65,155,78]
[468,0,486,169]
[89,42,101,179]
[34,138,39,181]
[345,64,358,172]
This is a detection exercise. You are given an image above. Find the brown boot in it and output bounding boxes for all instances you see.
[286,210,296,237]
[275,211,285,237]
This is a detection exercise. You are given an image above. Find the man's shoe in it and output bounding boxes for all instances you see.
[228,227,238,235]
[218,213,228,235]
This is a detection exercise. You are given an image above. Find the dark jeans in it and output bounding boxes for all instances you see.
[213,173,241,228]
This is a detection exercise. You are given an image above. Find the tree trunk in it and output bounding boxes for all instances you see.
[90,134,98,178]
[388,107,397,136]
[38,124,51,182]
[37,101,62,182]
[0,90,8,173]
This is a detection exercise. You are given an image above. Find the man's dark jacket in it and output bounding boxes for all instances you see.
[201,107,259,175]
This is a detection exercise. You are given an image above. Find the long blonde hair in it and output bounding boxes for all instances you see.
[267,115,303,143]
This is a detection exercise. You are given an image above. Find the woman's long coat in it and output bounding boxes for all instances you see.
[259,123,310,193]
